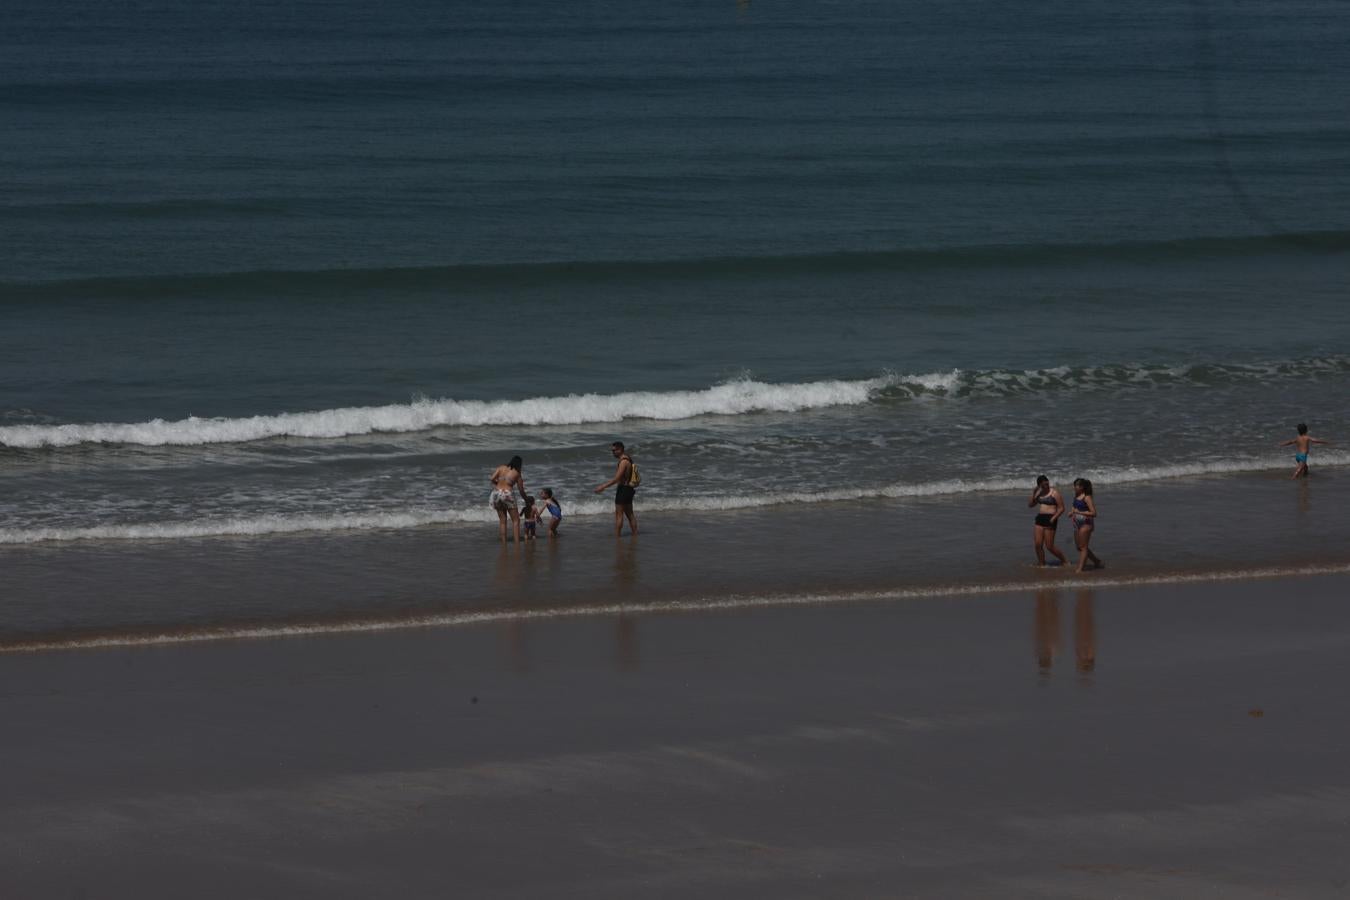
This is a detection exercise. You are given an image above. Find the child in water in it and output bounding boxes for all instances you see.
[539,488,563,538]
[1279,423,1331,479]
[520,495,539,540]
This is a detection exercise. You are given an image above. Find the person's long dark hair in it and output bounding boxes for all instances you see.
[508,455,522,471]
[1074,478,1093,497]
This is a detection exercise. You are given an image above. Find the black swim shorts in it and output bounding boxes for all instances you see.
[1034,513,1057,529]
[616,484,636,506]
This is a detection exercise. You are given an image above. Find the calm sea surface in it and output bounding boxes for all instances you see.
[2,0,1348,641]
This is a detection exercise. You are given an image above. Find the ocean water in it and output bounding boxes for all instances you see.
[2,0,1349,643]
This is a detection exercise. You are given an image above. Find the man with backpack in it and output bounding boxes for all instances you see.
[594,441,640,536]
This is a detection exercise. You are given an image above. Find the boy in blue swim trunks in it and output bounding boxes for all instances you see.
[1279,423,1331,479]
[520,495,540,539]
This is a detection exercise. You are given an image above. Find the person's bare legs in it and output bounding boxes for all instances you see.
[1074,525,1098,573]
[509,507,521,544]
[1293,462,1309,479]
[548,517,560,539]
[1085,535,1102,569]
[1033,525,1047,566]
[1044,526,1068,566]
[613,502,638,536]
[496,508,509,543]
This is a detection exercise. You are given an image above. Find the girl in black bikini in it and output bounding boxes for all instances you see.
[1028,475,1068,567]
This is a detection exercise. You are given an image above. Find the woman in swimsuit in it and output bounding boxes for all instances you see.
[489,455,526,544]
[1070,478,1102,573]
[1028,475,1068,567]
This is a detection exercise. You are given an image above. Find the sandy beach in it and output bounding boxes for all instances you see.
[4,571,1350,898]
[8,0,1350,895]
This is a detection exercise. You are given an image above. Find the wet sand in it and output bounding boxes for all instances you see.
[3,468,1347,644]
[3,572,1350,898]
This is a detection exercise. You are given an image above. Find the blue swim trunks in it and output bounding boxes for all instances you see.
[1295,452,1308,464]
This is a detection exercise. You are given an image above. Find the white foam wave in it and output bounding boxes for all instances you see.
[0,376,894,449]
[4,356,1345,449]
[0,510,464,544]
[6,563,1349,654]
[3,451,1344,545]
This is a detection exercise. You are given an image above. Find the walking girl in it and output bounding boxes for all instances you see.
[1070,478,1102,573]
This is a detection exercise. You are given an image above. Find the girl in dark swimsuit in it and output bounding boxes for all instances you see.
[1028,475,1068,567]
[1070,478,1102,573]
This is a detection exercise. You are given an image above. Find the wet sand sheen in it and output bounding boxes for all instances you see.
[2,575,1350,897]
[2,562,1348,654]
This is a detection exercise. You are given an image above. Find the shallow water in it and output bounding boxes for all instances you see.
[3,468,1346,649]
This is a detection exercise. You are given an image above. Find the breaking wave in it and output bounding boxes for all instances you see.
[2,356,1346,449]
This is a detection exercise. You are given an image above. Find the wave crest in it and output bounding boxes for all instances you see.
[0,376,891,448]
[3,356,1345,449]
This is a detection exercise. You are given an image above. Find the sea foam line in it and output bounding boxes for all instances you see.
[3,355,1345,449]
[0,376,894,448]
[4,562,1348,654]
[2,451,1345,545]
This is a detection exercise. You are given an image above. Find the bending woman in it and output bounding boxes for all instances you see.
[1070,478,1102,573]
[489,455,527,544]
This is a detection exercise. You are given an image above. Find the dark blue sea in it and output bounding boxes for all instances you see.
[2,0,1348,646]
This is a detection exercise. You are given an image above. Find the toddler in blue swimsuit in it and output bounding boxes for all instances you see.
[540,488,563,538]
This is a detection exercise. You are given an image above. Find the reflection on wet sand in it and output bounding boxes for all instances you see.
[615,615,640,671]
[494,545,531,671]
[492,543,525,596]
[1035,589,1060,676]
[613,539,640,596]
[1074,589,1096,674]
[494,541,643,673]
[503,620,531,672]
[1034,588,1096,678]
[613,540,641,670]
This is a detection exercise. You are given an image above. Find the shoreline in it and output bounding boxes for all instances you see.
[4,452,1348,547]
[4,561,1350,655]
[2,466,1346,647]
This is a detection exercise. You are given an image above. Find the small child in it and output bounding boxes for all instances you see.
[520,495,539,539]
[539,488,563,538]
[1279,423,1332,479]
